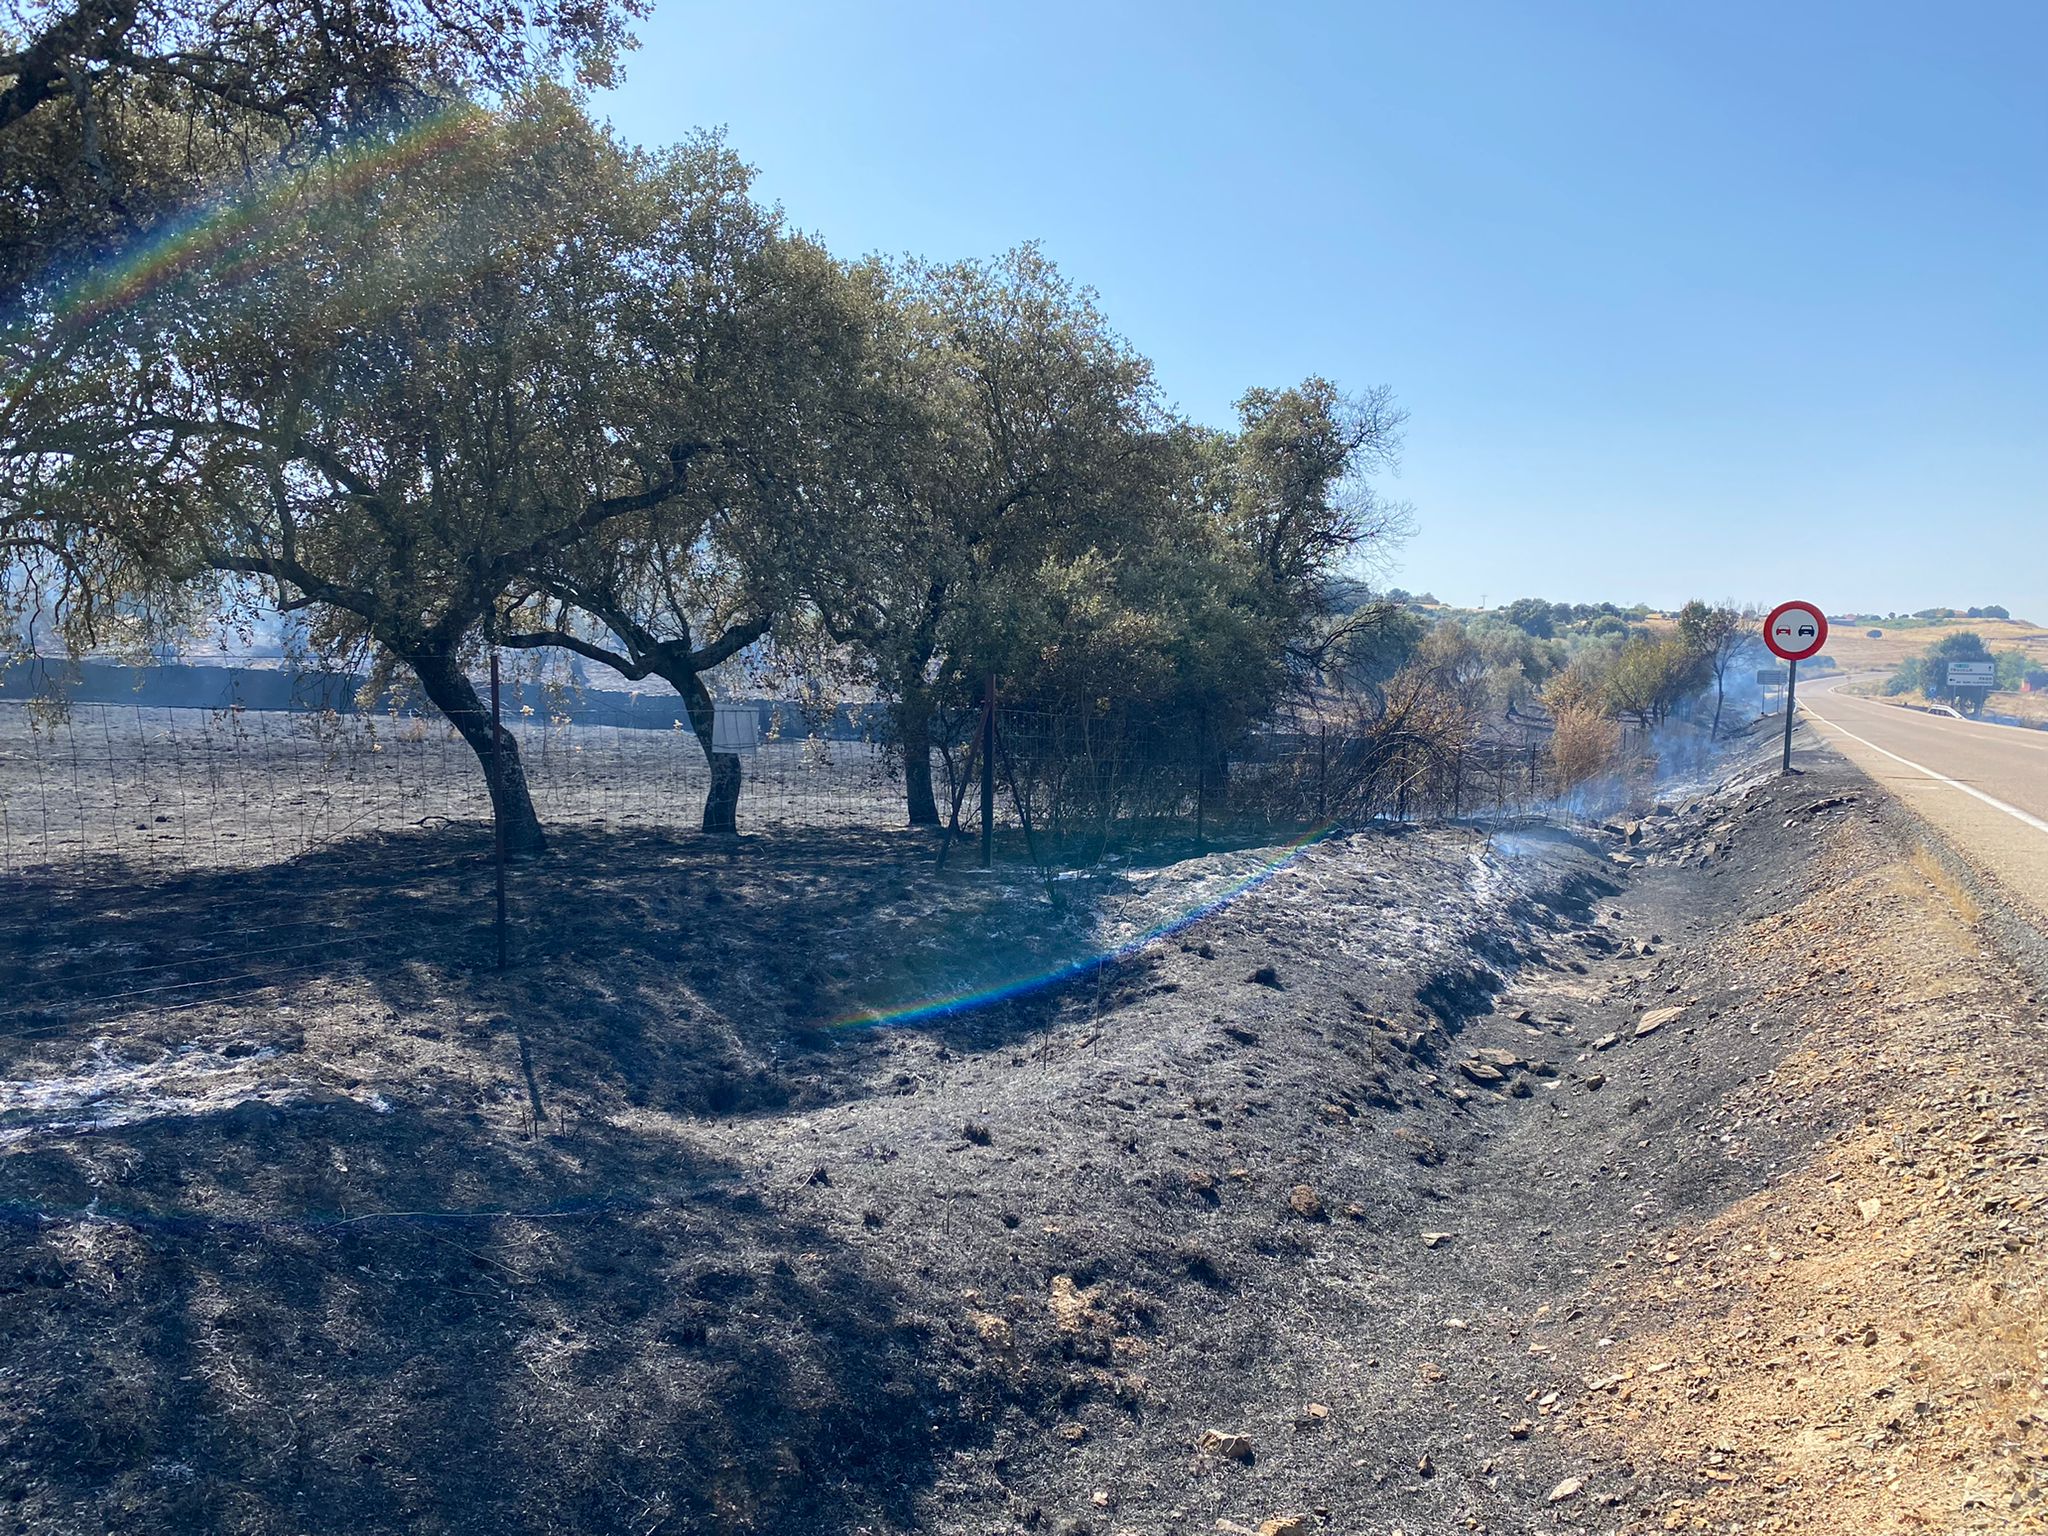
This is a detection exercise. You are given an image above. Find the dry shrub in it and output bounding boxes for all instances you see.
[1550,704,1619,790]
[1325,674,1474,820]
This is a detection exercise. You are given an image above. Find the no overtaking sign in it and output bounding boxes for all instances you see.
[1764,601,1828,663]
[1764,600,1828,772]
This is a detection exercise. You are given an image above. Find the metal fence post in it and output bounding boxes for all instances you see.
[980,674,996,869]
[491,651,507,970]
[1316,722,1328,820]
[1781,658,1799,773]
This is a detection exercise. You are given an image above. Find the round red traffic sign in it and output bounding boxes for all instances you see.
[1764,601,1828,662]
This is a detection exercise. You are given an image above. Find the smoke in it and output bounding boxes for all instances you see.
[1515,676,1772,830]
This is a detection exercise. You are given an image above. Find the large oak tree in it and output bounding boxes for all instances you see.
[813,246,1173,824]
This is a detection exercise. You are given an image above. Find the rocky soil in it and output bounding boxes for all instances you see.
[0,734,2041,1534]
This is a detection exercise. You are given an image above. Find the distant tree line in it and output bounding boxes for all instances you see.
[1845,606,2015,625]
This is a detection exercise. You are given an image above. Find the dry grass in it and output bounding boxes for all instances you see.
[1564,845,2048,1532]
[1988,690,2048,726]
[1910,845,1983,927]
[1550,704,1621,790]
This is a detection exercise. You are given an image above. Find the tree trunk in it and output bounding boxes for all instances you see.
[897,690,940,827]
[407,646,547,856]
[1711,669,1726,739]
[674,666,743,835]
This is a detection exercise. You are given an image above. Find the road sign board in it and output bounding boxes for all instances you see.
[1756,668,1788,685]
[1764,601,1828,663]
[1947,661,1996,688]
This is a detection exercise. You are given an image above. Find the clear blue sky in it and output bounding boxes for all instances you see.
[595,2,2046,623]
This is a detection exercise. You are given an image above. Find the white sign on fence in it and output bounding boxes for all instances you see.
[711,700,761,754]
[1755,668,1788,686]
[1946,662,1996,688]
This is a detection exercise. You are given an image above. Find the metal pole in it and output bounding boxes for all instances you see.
[979,675,996,869]
[1317,722,1328,820]
[1780,657,1799,774]
[491,651,508,969]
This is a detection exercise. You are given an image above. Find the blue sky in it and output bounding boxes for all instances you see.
[596,2,2046,623]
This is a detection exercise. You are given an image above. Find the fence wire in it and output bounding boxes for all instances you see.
[1,698,1577,1033]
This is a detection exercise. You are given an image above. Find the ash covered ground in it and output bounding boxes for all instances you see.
[2,734,2038,1534]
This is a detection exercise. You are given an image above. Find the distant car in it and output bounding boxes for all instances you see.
[1927,705,1963,719]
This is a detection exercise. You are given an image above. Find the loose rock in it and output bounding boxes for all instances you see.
[1199,1429,1255,1462]
[1636,1005,1686,1037]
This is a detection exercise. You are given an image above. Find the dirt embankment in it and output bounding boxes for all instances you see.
[1556,798,2048,1531]
[0,740,2042,1534]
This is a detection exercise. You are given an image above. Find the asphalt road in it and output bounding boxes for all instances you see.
[1798,672,2048,924]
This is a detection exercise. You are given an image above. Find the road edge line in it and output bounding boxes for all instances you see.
[1801,706,2048,836]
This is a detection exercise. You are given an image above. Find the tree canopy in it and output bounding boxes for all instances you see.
[1886,630,1997,714]
[4,77,1419,842]
[5,93,865,848]
[0,0,639,312]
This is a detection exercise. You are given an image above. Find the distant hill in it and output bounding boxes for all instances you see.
[1821,615,2048,676]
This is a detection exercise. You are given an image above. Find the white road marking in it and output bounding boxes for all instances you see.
[1813,681,2048,753]
[1802,705,2048,837]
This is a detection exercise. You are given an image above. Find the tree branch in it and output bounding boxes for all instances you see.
[688,613,771,671]
[492,625,649,679]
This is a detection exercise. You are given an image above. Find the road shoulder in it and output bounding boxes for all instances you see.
[1554,746,2048,1532]
[1799,684,2048,933]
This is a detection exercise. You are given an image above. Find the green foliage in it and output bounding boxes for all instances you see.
[16,96,812,657]
[1600,633,1710,728]
[808,256,1410,815]
[1503,597,1555,639]
[0,0,640,315]
[5,65,1428,836]
[1675,600,1754,734]
[1891,630,1997,713]
[6,93,863,844]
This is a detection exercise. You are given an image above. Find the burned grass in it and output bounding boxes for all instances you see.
[3,741,2039,1533]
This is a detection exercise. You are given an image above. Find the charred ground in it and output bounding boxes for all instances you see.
[1,734,2041,1534]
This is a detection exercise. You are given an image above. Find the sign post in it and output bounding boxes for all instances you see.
[1763,601,1829,773]
[490,650,508,970]
[1755,668,1788,714]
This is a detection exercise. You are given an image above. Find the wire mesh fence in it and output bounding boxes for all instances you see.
[0,702,914,882]
[932,706,1566,866]
[0,698,1584,881]
[0,695,1590,1035]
